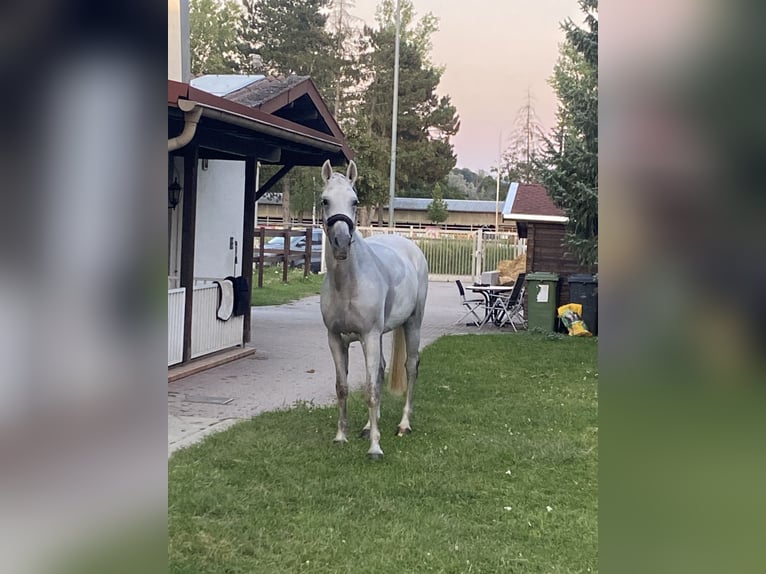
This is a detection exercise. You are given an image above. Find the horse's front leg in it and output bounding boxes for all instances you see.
[328,331,350,443]
[361,331,384,459]
[359,358,383,439]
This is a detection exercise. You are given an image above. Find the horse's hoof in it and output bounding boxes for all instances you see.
[333,436,348,444]
[395,427,412,437]
[359,428,370,439]
[367,452,383,461]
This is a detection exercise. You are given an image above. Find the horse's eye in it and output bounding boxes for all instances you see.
[352,200,359,207]
[322,198,329,206]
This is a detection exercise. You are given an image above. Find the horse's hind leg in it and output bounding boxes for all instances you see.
[397,318,422,437]
[328,332,350,443]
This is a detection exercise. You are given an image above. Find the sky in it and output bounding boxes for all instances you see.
[348,0,583,173]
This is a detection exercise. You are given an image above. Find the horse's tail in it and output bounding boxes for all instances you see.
[389,327,407,396]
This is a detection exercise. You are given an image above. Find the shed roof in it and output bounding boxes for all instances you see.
[503,183,567,222]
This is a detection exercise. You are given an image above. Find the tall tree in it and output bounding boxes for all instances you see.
[348,0,460,215]
[444,171,472,199]
[239,0,336,101]
[189,0,243,75]
[238,0,338,216]
[326,0,364,119]
[538,0,598,265]
[502,89,546,184]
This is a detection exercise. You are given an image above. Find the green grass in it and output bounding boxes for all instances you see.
[168,333,598,573]
[251,267,324,306]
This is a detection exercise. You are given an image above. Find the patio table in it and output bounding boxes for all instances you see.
[468,284,515,327]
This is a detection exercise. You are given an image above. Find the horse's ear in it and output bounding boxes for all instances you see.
[346,160,358,185]
[321,160,333,183]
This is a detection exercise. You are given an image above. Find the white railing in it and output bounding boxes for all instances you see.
[357,227,526,282]
[191,283,244,359]
[168,288,185,366]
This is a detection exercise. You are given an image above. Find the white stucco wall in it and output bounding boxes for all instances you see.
[194,160,245,279]
[168,156,184,286]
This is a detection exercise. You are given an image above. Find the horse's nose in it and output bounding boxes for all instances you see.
[332,229,352,249]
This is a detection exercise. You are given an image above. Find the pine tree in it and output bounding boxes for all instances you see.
[239,0,336,101]
[348,0,459,213]
[427,183,449,224]
[237,0,339,217]
[538,0,598,265]
[189,0,243,75]
[502,89,546,184]
[326,0,364,120]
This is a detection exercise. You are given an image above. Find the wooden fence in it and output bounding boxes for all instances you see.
[253,227,320,287]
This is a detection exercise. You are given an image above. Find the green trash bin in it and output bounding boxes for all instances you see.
[526,272,560,331]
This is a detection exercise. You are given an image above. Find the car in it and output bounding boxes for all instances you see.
[260,228,324,273]
[293,228,324,273]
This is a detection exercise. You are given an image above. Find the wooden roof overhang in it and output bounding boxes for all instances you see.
[168,80,353,166]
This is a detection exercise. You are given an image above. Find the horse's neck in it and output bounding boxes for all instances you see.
[325,232,373,293]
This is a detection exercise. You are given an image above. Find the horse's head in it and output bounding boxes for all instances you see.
[320,159,358,261]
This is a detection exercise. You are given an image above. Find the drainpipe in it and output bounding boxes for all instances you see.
[168,100,202,152]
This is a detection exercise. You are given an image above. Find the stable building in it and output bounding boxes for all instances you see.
[167,75,352,373]
[257,195,517,231]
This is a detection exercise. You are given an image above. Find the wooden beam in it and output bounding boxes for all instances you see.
[254,164,294,202]
[241,157,257,343]
[180,145,199,363]
[283,109,320,122]
[195,133,282,162]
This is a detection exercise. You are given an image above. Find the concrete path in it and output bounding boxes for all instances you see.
[168,281,501,456]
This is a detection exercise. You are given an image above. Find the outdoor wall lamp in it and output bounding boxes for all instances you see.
[168,178,182,209]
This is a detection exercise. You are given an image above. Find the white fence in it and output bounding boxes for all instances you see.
[168,288,185,366]
[357,227,526,282]
[191,283,244,359]
[167,281,245,366]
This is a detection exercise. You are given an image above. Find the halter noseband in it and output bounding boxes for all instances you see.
[325,213,356,234]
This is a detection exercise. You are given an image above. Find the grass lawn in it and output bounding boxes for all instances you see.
[251,267,324,306]
[168,333,598,573]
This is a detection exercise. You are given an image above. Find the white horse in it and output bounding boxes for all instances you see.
[319,160,429,459]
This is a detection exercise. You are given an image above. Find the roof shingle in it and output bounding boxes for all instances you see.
[510,184,565,217]
[225,74,309,108]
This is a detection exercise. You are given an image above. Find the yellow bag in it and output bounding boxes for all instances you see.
[557,303,593,337]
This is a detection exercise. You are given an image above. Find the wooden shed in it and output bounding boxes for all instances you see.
[503,183,596,310]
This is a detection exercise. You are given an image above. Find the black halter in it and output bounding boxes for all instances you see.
[325,213,356,234]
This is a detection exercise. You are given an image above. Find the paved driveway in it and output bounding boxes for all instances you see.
[169,281,479,455]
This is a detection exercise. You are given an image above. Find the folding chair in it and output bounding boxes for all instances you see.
[485,273,527,331]
[455,279,487,327]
